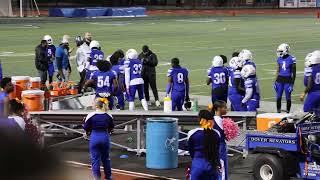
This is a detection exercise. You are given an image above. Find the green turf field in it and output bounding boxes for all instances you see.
[0,15,319,103]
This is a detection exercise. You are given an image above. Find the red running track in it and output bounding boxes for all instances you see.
[65,161,176,180]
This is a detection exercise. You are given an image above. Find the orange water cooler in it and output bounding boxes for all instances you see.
[10,76,30,99]
[21,90,44,111]
[256,113,290,131]
[30,77,41,89]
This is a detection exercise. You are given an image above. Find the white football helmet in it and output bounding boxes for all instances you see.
[43,35,53,45]
[241,64,256,78]
[211,56,223,67]
[238,49,252,61]
[229,57,243,70]
[277,43,290,58]
[305,50,320,67]
[90,40,100,49]
[125,49,138,60]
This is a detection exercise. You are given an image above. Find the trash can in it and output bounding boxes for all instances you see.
[146,117,178,169]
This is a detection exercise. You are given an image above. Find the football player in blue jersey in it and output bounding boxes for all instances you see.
[124,49,148,111]
[301,51,320,115]
[165,58,190,111]
[43,35,56,84]
[110,50,125,110]
[239,49,256,69]
[228,57,246,111]
[207,56,229,104]
[84,60,118,110]
[274,43,296,113]
[241,64,260,112]
[86,40,105,80]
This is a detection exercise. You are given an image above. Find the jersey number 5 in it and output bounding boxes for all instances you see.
[97,76,110,88]
[213,73,226,84]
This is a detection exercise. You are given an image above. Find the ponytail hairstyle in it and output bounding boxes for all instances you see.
[209,100,227,116]
[95,98,109,111]
[9,99,24,116]
[198,110,219,168]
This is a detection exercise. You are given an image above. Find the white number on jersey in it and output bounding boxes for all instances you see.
[315,73,320,84]
[213,73,226,84]
[282,61,286,71]
[228,76,232,87]
[133,64,142,75]
[97,76,110,88]
[47,49,52,56]
[177,73,184,83]
[94,54,104,61]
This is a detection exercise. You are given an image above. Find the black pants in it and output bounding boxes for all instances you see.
[78,70,86,92]
[143,72,159,101]
[38,70,47,86]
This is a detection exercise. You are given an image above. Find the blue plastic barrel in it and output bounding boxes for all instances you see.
[146,117,178,169]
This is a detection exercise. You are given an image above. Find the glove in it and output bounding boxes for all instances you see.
[273,82,278,92]
[288,84,294,93]
[241,102,246,107]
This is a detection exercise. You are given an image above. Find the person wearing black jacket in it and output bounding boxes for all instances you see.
[138,45,160,107]
[35,40,48,87]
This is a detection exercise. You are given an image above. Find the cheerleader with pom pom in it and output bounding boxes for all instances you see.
[83,98,114,180]
[211,100,228,180]
[187,110,221,180]
[210,100,239,180]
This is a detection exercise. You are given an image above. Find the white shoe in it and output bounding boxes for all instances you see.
[147,101,152,106]
[155,100,161,107]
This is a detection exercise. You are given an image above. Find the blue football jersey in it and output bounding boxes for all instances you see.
[207,67,229,89]
[243,60,256,68]
[167,67,189,92]
[92,70,117,95]
[47,45,56,63]
[90,49,105,67]
[244,77,260,100]
[277,55,296,77]
[304,65,320,92]
[228,68,242,94]
[124,59,143,81]
[112,63,124,76]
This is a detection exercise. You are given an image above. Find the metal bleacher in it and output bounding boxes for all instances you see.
[30,110,256,156]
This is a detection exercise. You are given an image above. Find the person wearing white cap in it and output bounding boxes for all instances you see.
[55,35,70,82]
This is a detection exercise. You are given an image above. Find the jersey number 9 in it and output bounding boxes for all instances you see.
[97,76,110,88]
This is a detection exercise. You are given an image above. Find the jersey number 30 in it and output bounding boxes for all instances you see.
[213,73,226,84]
[97,76,110,88]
